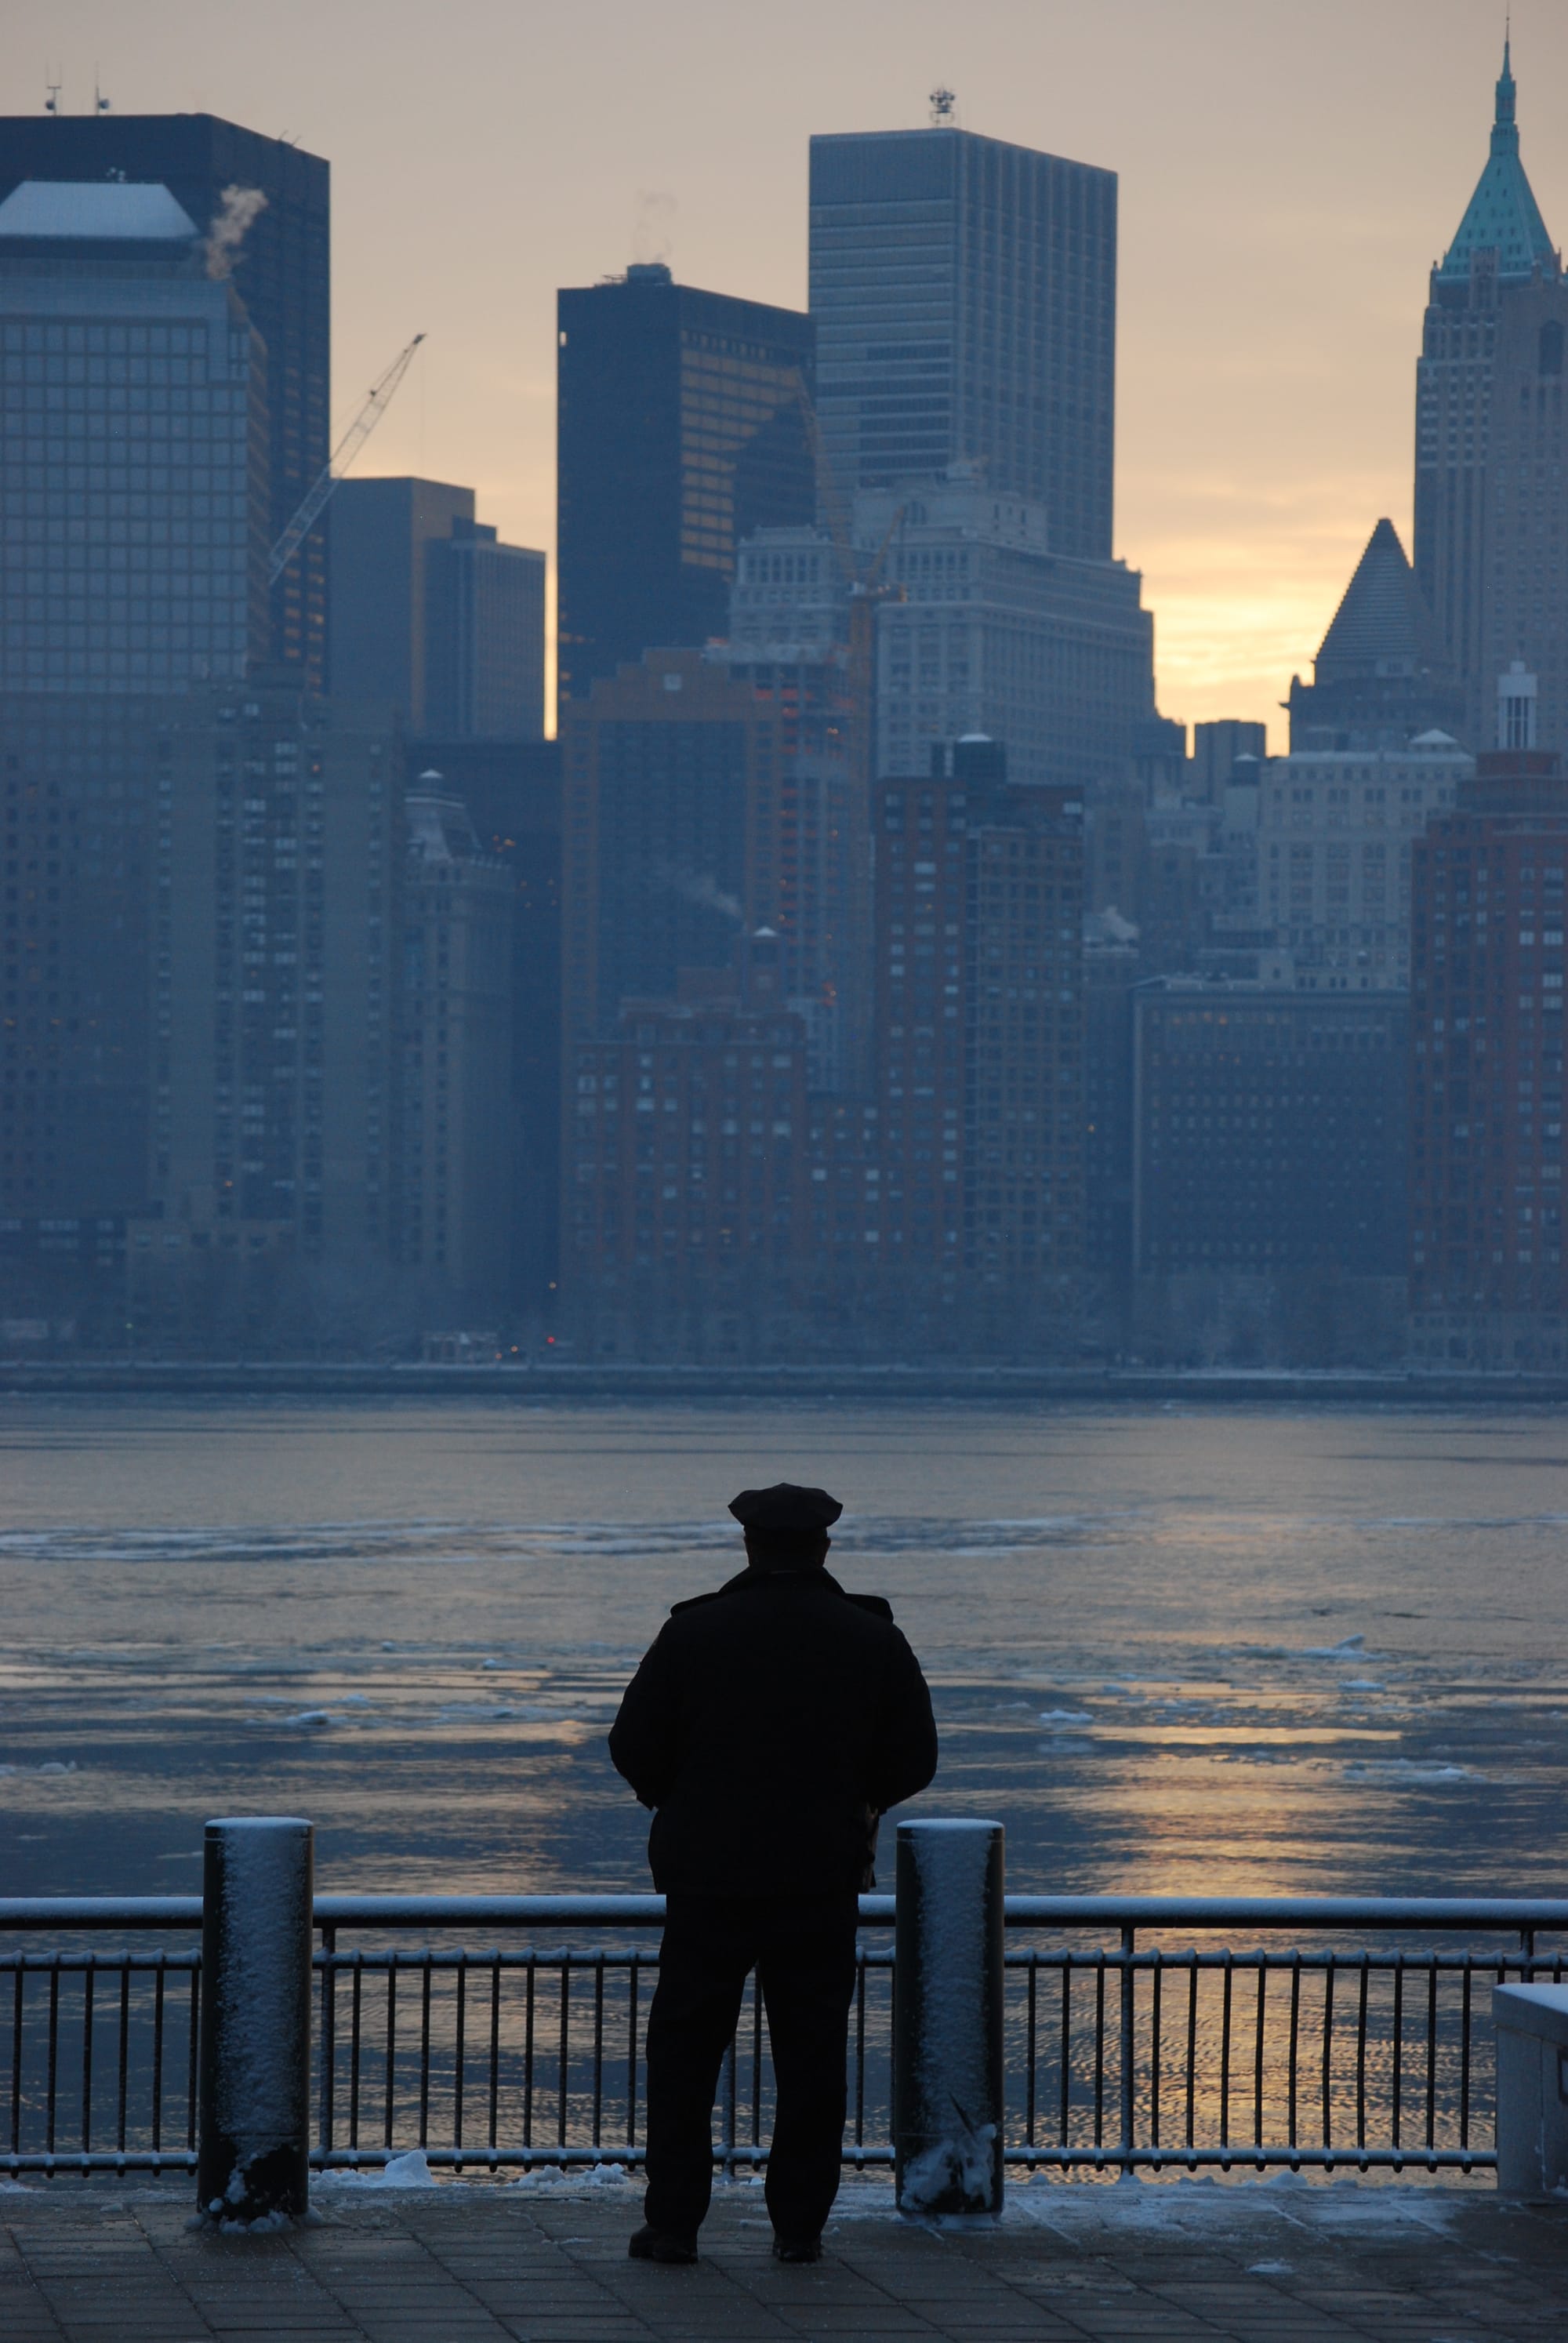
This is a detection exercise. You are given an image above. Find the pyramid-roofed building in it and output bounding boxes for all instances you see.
[1287,521,1465,750]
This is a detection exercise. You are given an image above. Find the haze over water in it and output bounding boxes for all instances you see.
[1,1399,1565,1906]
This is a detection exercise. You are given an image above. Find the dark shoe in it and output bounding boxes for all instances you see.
[772,2234,822,2264]
[628,2222,699,2265]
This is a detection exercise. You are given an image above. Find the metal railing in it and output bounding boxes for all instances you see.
[4,1891,1565,2181]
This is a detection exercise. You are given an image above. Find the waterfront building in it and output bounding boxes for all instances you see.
[1132,979,1409,1281]
[401,779,514,1313]
[0,180,267,697]
[1255,736,1472,989]
[1414,44,1568,754]
[556,264,814,708]
[559,648,785,1045]
[808,126,1116,560]
[330,478,545,741]
[1409,726,1568,1365]
[0,111,330,682]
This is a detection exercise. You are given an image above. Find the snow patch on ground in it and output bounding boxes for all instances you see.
[317,2151,440,2191]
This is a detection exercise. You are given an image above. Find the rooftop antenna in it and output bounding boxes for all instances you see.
[929,85,957,126]
[94,67,111,114]
[43,70,60,115]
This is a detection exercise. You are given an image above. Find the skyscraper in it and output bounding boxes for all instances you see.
[1287,521,1463,753]
[329,478,546,739]
[1414,44,1568,753]
[0,180,267,696]
[556,264,815,707]
[0,112,330,683]
[808,127,1116,557]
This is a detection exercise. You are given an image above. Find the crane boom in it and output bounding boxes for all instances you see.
[267,333,425,586]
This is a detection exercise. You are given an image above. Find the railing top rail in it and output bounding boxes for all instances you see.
[2,1888,1566,1935]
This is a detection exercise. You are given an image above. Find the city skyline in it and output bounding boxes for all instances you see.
[5,0,1562,743]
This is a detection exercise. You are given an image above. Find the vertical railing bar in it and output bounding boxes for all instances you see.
[1425,1957,1438,2152]
[1392,1954,1405,2154]
[724,2028,738,2172]
[592,1954,604,2150]
[383,1956,397,2152]
[9,1963,23,2157]
[1093,1953,1105,2151]
[349,1956,363,2152]
[1321,1955,1335,2153]
[1356,1955,1370,2152]
[753,1968,764,2154]
[1058,1963,1072,2149]
[419,1956,432,2149]
[1185,1956,1197,2152]
[1149,1951,1162,2153]
[151,1960,165,2156]
[1287,1952,1301,2155]
[186,1965,199,2153]
[319,1923,336,2153]
[1119,1925,1135,2171]
[556,1956,571,2151]
[45,1960,60,2157]
[1252,1957,1266,2156]
[488,1956,501,2153]
[625,1956,637,2152]
[116,1963,130,2156]
[80,1957,95,2160]
[523,1957,535,2150]
[1218,1953,1233,2154]
[1459,1961,1472,2152]
[1025,1955,1037,2148]
[454,1952,468,2162]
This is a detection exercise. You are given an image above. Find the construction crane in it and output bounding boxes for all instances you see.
[267,333,425,586]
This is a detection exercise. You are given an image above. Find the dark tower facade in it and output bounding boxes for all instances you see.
[0,113,330,685]
[808,128,1117,558]
[1414,45,1568,754]
[555,265,814,710]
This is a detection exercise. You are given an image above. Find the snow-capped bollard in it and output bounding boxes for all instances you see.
[197,1817,314,2225]
[893,1818,1005,2219]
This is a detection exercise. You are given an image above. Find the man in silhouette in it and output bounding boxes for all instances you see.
[608,1482,938,2265]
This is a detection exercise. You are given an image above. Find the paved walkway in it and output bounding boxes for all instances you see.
[2,2173,1565,2342]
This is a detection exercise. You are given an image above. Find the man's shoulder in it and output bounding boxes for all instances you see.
[841,1590,895,1622]
[668,1586,732,1618]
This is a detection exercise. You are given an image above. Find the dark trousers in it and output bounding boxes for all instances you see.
[643,1891,858,2242]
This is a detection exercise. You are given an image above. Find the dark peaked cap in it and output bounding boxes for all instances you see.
[728,1482,843,1533]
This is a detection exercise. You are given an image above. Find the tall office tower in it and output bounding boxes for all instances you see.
[0,181,267,696]
[1132,981,1409,1283]
[732,482,1153,794]
[1409,725,1568,1367]
[1255,735,1470,989]
[873,740,1086,1337]
[1287,521,1463,753]
[809,127,1116,556]
[0,112,329,682]
[330,479,546,740]
[560,648,784,1043]
[136,674,403,1349]
[556,263,815,707]
[1414,45,1568,753]
[401,781,514,1313]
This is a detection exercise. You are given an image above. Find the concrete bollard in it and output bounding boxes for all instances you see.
[893,1818,1005,2218]
[1494,1981,1568,2196]
[197,1817,314,2225]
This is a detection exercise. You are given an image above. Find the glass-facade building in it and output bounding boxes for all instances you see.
[0,180,267,696]
[0,112,330,683]
[556,263,815,707]
[808,128,1117,561]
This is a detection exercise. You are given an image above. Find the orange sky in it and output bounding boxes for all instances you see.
[9,0,1565,749]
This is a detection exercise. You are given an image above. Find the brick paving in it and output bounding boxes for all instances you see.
[1,2174,1564,2342]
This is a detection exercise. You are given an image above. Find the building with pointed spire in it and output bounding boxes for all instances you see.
[1287,520,1463,752]
[1414,42,1568,754]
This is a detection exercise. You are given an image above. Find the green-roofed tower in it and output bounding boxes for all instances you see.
[1414,39,1568,756]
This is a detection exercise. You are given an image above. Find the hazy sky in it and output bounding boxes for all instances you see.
[7,1,1563,743]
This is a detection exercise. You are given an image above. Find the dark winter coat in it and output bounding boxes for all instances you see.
[608,1565,938,1897]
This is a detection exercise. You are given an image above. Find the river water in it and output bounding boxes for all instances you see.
[1,1397,1565,1905]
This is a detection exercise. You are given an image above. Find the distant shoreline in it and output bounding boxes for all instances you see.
[1,1361,1566,1405]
